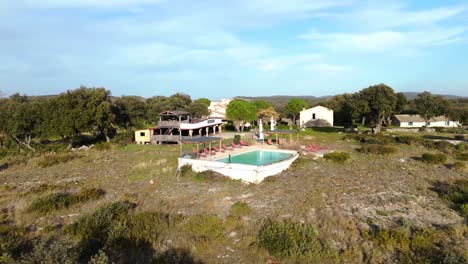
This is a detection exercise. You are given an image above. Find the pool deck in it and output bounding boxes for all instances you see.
[179,143,299,184]
[197,142,284,161]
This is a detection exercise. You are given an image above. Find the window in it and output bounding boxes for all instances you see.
[426,122,431,126]
[408,122,413,126]
[312,113,316,120]
[140,132,145,136]
[445,121,450,126]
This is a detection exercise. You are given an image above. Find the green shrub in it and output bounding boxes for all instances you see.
[0,225,27,257]
[323,152,350,163]
[183,214,224,245]
[93,142,112,151]
[455,143,466,152]
[357,145,397,155]
[454,152,468,161]
[233,135,241,144]
[396,135,424,145]
[345,134,393,145]
[37,152,79,168]
[453,161,465,171]
[371,228,440,263]
[89,250,109,264]
[27,184,58,195]
[432,180,468,219]
[460,204,468,218]
[434,127,446,133]
[257,220,339,262]
[180,164,193,177]
[20,238,77,264]
[29,188,105,214]
[230,202,252,218]
[29,193,74,214]
[430,141,454,153]
[66,201,135,241]
[112,131,134,145]
[421,153,447,164]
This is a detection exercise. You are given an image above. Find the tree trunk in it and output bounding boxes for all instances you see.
[361,116,366,126]
[372,116,385,134]
[13,135,36,151]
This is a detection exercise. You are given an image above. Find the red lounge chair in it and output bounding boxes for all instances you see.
[204,148,216,155]
[222,144,233,151]
[239,140,250,146]
[267,138,273,145]
[213,146,225,152]
[231,142,241,148]
[304,144,325,152]
[194,150,206,158]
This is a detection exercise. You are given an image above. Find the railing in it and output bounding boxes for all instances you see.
[151,135,192,142]
[158,121,181,127]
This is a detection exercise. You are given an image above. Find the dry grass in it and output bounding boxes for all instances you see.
[0,132,467,263]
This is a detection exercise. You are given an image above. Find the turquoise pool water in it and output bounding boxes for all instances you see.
[216,150,294,166]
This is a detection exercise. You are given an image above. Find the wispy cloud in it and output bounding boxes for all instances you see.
[11,0,165,9]
[300,27,466,53]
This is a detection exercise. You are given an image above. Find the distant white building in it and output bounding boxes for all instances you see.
[208,99,232,119]
[393,115,460,128]
[299,106,334,128]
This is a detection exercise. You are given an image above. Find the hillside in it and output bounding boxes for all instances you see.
[0,129,466,263]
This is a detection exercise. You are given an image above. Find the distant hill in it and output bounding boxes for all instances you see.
[402,92,465,100]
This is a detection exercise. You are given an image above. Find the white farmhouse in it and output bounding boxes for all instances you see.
[208,99,231,119]
[299,106,334,128]
[393,115,460,128]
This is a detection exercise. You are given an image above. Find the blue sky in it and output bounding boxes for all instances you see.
[1,0,467,99]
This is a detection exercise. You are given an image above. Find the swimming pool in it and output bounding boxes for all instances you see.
[178,148,299,183]
[216,150,294,166]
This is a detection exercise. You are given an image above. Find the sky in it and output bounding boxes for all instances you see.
[1,0,467,99]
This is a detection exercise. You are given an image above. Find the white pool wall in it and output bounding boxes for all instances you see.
[178,149,299,184]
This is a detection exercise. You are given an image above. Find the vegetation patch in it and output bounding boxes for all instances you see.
[357,145,397,155]
[426,140,454,153]
[345,134,393,145]
[421,153,447,165]
[396,135,425,145]
[323,152,350,163]
[29,188,105,214]
[454,152,468,161]
[230,202,252,218]
[453,161,465,171]
[257,220,339,262]
[0,225,28,258]
[371,228,437,263]
[431,180,468,219]
[93,142,112,151]
[183,214,224,246]
[37,152,80,168]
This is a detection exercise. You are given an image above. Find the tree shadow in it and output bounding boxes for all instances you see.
[155,247,204,264]
[0,162,10,171]
[410,156,422,162]
[308,127,343,133]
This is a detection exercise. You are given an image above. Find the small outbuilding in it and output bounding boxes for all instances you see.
[392,115,460,128]
[299,106,334,128]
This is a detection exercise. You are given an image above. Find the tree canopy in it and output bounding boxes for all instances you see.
[226,99,257,132]
[413,91,449,122]
[285,99,308,123]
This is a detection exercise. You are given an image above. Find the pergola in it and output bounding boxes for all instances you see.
[179,136,223,157]
[262,129,299,144]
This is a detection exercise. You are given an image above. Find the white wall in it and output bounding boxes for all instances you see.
[299,106,334,128]
[399,120,460,128]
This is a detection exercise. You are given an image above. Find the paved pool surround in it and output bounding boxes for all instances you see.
[178,147,299,184]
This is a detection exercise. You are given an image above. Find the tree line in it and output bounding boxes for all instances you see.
[0,84,465,150]
[0,87,211,150]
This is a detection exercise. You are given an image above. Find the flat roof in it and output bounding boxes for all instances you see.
[263,129,299,134]
[180,136,222,144]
